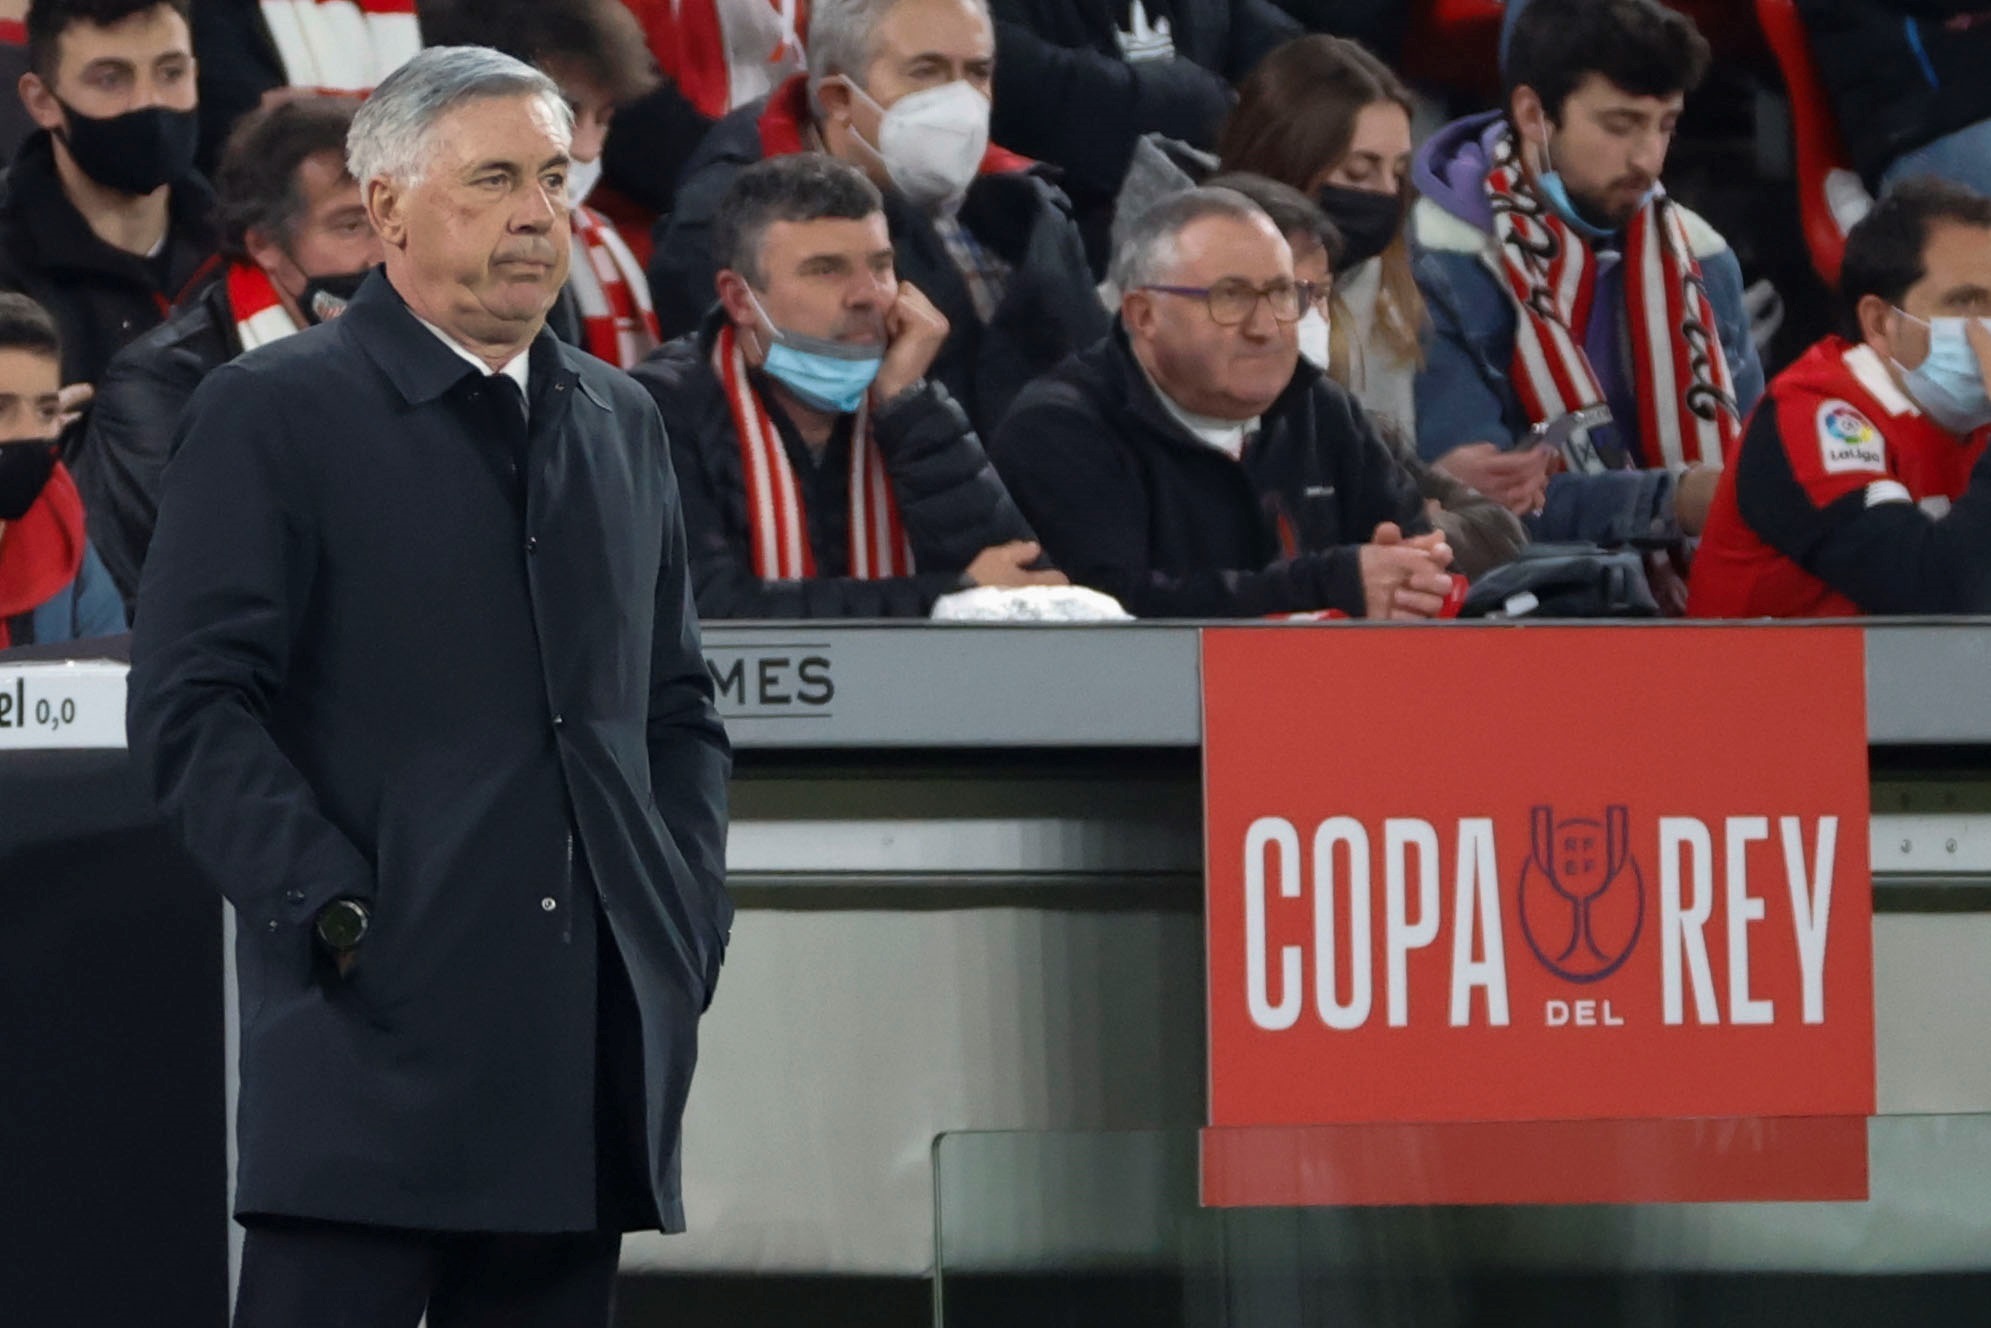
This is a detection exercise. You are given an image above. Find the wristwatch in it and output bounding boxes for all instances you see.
[314,897,371,952]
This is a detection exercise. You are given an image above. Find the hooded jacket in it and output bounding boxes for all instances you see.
[1408,110,1765,545]
[991,323,1428,618]
[647,75,1107,439]
[0,461,127,649]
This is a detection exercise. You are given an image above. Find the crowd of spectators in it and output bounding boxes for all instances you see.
[2,0,1991,648]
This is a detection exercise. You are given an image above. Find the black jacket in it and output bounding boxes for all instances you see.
[630,317,1036,618]
[990,324,1427,617]
[1797,0,1991,184]
[647,85,1108,438]
[71,279,236,611]
[0,132,221,392]
[988,0,1299,264]
[127,271,731,1233]
[190,0,286,176]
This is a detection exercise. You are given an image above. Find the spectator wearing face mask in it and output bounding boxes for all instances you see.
[1218,34,1422,445]
[421,0,666,371]
[1690,179,1991,617]
[992,186,1453,619]
[70,96,377,612]
[0,0,218,430]
[1411,0,1763,572]
[1209,171,1526,579]
[650,0,1106,438]
[0,292,124,648]
[632,154,1055,618]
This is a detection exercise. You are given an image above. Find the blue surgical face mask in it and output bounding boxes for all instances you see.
[747,289,883,414]
[1892,310,1991,435]
[1536,135,1646,242]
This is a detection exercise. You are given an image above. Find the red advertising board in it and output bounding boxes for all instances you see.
[1201,626,1875,1206]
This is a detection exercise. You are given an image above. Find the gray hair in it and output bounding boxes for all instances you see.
[1108,186,1278,294]
[347,45,574,188]
[806,0,991,116]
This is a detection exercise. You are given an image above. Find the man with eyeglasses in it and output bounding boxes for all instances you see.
[1690,179,1991,617]
[991,185,1454,619]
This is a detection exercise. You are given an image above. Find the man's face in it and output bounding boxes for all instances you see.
[834,0,993,156]
[247,149,382,315]
[1526,73,1681,230]
[1874,221,1991,371]
[0,348,61,444]
[724,212,896,354]
[368,94,572,347]
[22,3,196,125]
[1124,212,1300,421]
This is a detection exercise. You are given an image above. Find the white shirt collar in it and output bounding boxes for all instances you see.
[1136,354,1256,460]
[412,313,531,399]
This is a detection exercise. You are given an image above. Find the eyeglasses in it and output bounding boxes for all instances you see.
[1140,279,1318,326]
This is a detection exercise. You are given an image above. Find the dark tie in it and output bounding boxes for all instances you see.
[489,372,528,427]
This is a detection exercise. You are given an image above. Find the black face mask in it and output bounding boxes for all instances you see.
[55,100,199,196]
[1314,183,1405,272]
[297,270,370,325]
[0,440,58,521]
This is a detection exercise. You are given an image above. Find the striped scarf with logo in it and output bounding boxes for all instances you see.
[1483,129,1741,473]
[714,322,911,580]
[569,205,661,370]
[260,0,422,94]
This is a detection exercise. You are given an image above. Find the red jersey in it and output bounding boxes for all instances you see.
[1688,337,1989,618]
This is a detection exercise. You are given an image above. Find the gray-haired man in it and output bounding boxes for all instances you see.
[127,46,732,1326]
[647,0,1107,438]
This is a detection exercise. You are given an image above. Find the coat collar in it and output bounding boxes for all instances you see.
[341,269,574,408]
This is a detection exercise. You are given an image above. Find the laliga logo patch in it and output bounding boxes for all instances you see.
[1817,400,1885,475]
[1518,805,1645,983]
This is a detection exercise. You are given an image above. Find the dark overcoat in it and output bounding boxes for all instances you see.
[126,271,732,1234]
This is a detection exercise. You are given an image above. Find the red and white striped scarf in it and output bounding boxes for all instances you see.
[260,0,422,94]
[1483,130,1740,473]
[569,205,661,370]
[714,322,911,581]
[226,260,304,351]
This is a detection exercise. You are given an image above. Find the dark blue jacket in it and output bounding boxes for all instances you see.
[127,272,731,1234]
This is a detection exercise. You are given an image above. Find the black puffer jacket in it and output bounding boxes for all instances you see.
[630,317,1037,619]
[990,323,1427,618]
[647,78,1107,439]
[1797,0,1991,184]
[70,280,237,612]
[0,132,220,392]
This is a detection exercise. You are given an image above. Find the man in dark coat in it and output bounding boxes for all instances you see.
[0,0,219,412]
[648,0,1108,440]
[987,0,1300,266]
[73,96,378,612]
[632,154,1056,619]
[126,47,730,1327]
[992,186,1454,619]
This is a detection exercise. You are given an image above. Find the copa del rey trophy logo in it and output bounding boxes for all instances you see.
[1517,805,1645,984]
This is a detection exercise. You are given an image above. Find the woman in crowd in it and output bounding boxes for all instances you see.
[1218,34,1423,441]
